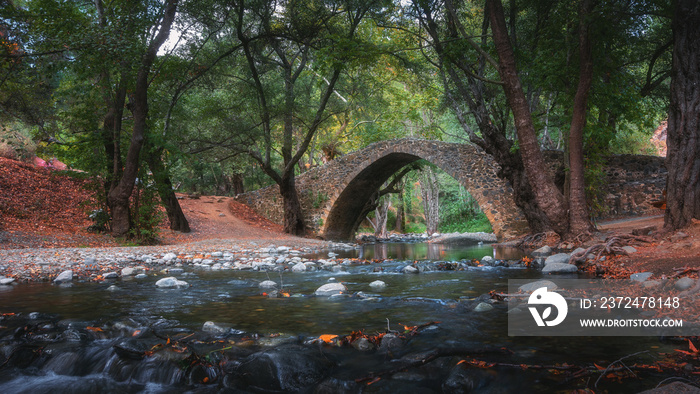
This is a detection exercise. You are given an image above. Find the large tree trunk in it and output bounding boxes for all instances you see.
[420,167,440,235]
[108,0,178,237]
[395,184,405,233]
[567,0,595,235]
[487,0,569,236]
[145,143,190,233]
[280,173,306,236]
[371,197,391,238]
[665,0,700,230]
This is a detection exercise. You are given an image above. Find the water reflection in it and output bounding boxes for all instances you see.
[355,242,523,261]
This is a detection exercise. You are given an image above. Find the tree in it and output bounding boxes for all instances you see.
[419,166,439,234]
[664,0,700,230]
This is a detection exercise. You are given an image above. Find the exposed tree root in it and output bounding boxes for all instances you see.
[569,234,654,265]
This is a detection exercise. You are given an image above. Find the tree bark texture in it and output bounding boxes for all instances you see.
[371,197,391,238]
[108,0,178,237]
[420,167,440,235]
[279,173,306,235]
[665,0,700,230]
[145,143,190,233]
[567,0,595,235]
[487,0,569,236]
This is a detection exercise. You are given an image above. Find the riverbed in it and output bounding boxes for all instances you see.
[0,241,685,393]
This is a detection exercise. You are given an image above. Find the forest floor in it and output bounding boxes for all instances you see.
[0,156,698,279]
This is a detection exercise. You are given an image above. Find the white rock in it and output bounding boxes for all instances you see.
[518,280,558,293]
[155,277,189,288]
[481,256,494,263]
[403,265,419,274]
[369,280,387,289]
[474,302,494,312]
[202,321,229,334]
[259,280,277,288]
[163,253,177,262]
[201,259,214,265]
[532,246,552,257]
[121,267,136,276]
[0,277,15,285]
[103,272,118,279]
[315,282,347,296]
[544,253,571,265]
[54,270,73,283]
[291,263,307,273]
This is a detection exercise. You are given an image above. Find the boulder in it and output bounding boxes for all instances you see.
[236,346,331,392]
[675,277,696,291]
[532,245,552,257]
[121,267,136,277]
[542,263,578,274]
[402,265,419,274]
[315,283,347,296]
[518,280,558,293]
[369,280,387,289]
[630,272,653,282]
[259,280,277,289]
[54,270,73,283]
[155,277,189,288]
[544,253,571,265]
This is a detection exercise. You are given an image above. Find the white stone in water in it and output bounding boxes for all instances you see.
[163,253,177,262]
[202,321,230,334]
[291,263,307,273]
[54,270,73,283]
[403,265,419,274]
[107,285,119,291]
[369,280,387,289]
[474,302,494,312]
[121,267,136,276]
[201,259,214,265]
[315,282,347,296]
[103,272,119,279]
[211,252,223,258]
[259,280,277,289]
[135,274,148,279]
[481,256,494,263]
[0,277,15,285]
[155,277,189,288]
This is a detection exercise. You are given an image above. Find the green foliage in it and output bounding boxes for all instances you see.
[0,122,38,161]
[404,222,426,234]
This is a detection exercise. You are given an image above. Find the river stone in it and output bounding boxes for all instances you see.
[532,245,552,257]
[675,277,696,291]
[121,267,136,276]
[163,253,177,262]
[544,253,571,265]
[630,272,653,282]
[155,277,189,288]
[542,263,578,274]
[291,263,307,273]
[518,280,558,293]
[202,321,230,334]
[103,272,118,279]
[621,246,637,254]
[315,283,347,296]
[481,256,494,264]
[369,280,387,289]
[0,277,15,285]
[403,265,419,274]
[237,346,331,392]
[259,280,277,289]
[351,337,375,351]
[84,257,96,265]
[54,270,73,283]
[378,333,403,354]
[474,302,494,312]
[210,252,223,258]
[135,274,148,279]
[638,381,700,394]
[442,365,494,393]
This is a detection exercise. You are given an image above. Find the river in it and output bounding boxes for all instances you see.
[0,242,682,393]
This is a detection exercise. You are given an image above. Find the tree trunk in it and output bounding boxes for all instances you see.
[395,185,405,233]
[373,198,391,238]
[108,0,178,237]
[665,0,700,230]
[420,167,440,235]
[231,173,245,195]
[487,0,569,236]
[567,0,595,236]
[145,143,190,233]
[280,173,306,236]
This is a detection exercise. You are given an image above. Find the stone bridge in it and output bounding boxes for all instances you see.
[236,138,667,241]
[237,138,530,240]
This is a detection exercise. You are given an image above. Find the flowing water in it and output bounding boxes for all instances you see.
[0,242,680,393]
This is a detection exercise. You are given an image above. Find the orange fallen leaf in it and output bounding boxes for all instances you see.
[319,334,338,343]
[86,326,103,332]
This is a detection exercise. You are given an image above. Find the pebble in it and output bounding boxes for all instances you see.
[155,277,189,288]
[369,280,387,289]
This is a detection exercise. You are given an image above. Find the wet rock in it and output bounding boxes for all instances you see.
[155,277,189,288]
[481,256,494,265]
[313,378,360,394]
[637,381,700,394]
[134,274,148,279]
[54,270,73,283]
[403,265,419,274]
[259,280,277,289]
[315,283,347,296]
[0,277,15,285]
[442,364,494,393]
[292,263,307,272]
[544,253,570,265]
[474,302,494,312]
[542,263,578,274]
[369,280,386,289]
[675,277,696,291]
[237,346,332,392]
[202,321,231,334]
[519,280,557,293]
[378,333,403,355]
[103,272,119,279]
[351,337,375,351]
[631,272,653,282]
[532,245,552,257]
[167,268,184,275]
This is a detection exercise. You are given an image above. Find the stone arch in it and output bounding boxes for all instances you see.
[316,139,529,241]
